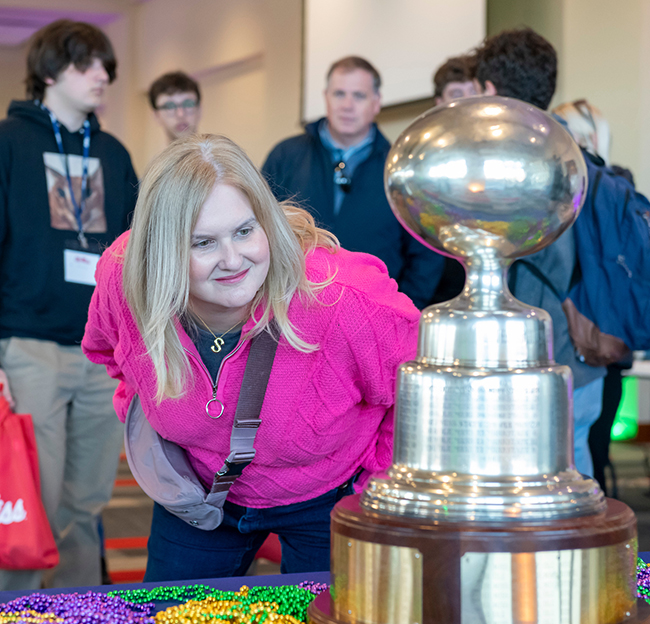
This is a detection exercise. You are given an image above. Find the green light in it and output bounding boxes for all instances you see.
[611,376,638,441]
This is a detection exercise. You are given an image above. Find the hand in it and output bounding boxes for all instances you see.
[0,369,15,408]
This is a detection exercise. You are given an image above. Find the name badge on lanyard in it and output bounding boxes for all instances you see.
[63,247,99,286]
[41,104,100,285]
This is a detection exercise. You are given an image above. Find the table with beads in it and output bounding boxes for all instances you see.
[5,559,650,623]
[0,572,329,624]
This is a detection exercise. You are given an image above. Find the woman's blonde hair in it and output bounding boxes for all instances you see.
[123,134,338,402]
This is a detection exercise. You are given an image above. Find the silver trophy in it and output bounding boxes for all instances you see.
[308,97,638,624]
[362,96,606,521]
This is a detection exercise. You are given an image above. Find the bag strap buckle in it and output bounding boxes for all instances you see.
[215,449,256,479]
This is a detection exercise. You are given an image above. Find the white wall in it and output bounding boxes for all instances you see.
[0,44,28,117]
[128,0,303,173]
[560,0,650,194]
[303,0,485,120]
[0,0,465,174]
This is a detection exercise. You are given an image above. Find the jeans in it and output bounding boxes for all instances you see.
[589,365,625,494]
[144,479,356,581]
[573,376,605,478]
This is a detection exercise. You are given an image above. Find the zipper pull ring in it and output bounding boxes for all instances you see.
[206,387,224,419]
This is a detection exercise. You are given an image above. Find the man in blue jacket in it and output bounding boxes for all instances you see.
[262,56,443,309]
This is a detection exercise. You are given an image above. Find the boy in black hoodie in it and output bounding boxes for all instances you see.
[0,20,137,589]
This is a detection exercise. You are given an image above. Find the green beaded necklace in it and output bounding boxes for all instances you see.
[108,584,213,604]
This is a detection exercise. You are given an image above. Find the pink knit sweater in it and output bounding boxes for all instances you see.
[82,232,420,508]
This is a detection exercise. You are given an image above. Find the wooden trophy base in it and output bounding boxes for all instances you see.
[309,592,650,624]
[308,494,642,624]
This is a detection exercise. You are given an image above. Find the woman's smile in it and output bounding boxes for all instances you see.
[215,268,250,284]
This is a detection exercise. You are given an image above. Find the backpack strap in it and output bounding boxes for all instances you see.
[513,258,566,302]
[209,322,279,494]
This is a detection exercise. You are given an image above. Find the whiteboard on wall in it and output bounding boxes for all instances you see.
[303,0,486,122]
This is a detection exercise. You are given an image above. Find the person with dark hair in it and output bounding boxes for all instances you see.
[25,20,117,102]
[474,27,557,110]
[473,28,606,478]
[0,19,138,589]
[262,56,443,309]
[433,55,477,105]
[148,71,201,143]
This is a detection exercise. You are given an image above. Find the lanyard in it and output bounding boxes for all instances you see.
[41,104,91,249]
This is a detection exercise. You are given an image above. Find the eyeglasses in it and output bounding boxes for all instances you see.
[334,161,351,193]
[157,100,199,114]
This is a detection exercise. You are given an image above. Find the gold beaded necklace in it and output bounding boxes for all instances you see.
[194,314,243,353]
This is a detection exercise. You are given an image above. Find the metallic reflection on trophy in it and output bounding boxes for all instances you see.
[362,95,605,522]
[308,97,638,624]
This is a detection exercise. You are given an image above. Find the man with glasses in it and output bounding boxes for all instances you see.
[262,56,443,309]
[148,71,201,143]
[433,55,477,106]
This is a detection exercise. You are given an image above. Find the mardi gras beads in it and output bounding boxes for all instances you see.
[0,592,154,624]
[638,557,650,604]
[156,598,302,624]
[0,582,327,624]
[0,610,63,624]
[238,585,315,622]
[109,585,213,605]
[296,582,328,596]
[154,585,315,624]
[107,583,320,623]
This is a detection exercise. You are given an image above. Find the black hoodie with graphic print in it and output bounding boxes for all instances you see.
[0,100,138,345]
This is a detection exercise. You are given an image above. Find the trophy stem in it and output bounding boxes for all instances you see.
[461,248,513,312]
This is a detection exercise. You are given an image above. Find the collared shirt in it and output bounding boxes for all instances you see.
[318,120,375,216]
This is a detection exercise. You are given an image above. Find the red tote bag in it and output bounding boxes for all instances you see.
[0,394,59,569]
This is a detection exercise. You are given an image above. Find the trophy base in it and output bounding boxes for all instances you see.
[308,593,650,624]
[308,494,638,624]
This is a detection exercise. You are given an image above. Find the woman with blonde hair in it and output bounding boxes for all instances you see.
[82,134,419,581]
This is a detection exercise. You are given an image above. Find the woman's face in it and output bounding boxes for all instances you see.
[188,183,270,326]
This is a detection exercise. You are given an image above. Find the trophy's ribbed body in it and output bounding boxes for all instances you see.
[362,253,606,522]
[307,98,642,624]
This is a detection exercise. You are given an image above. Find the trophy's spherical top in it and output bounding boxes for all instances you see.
[385,96,587,259]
